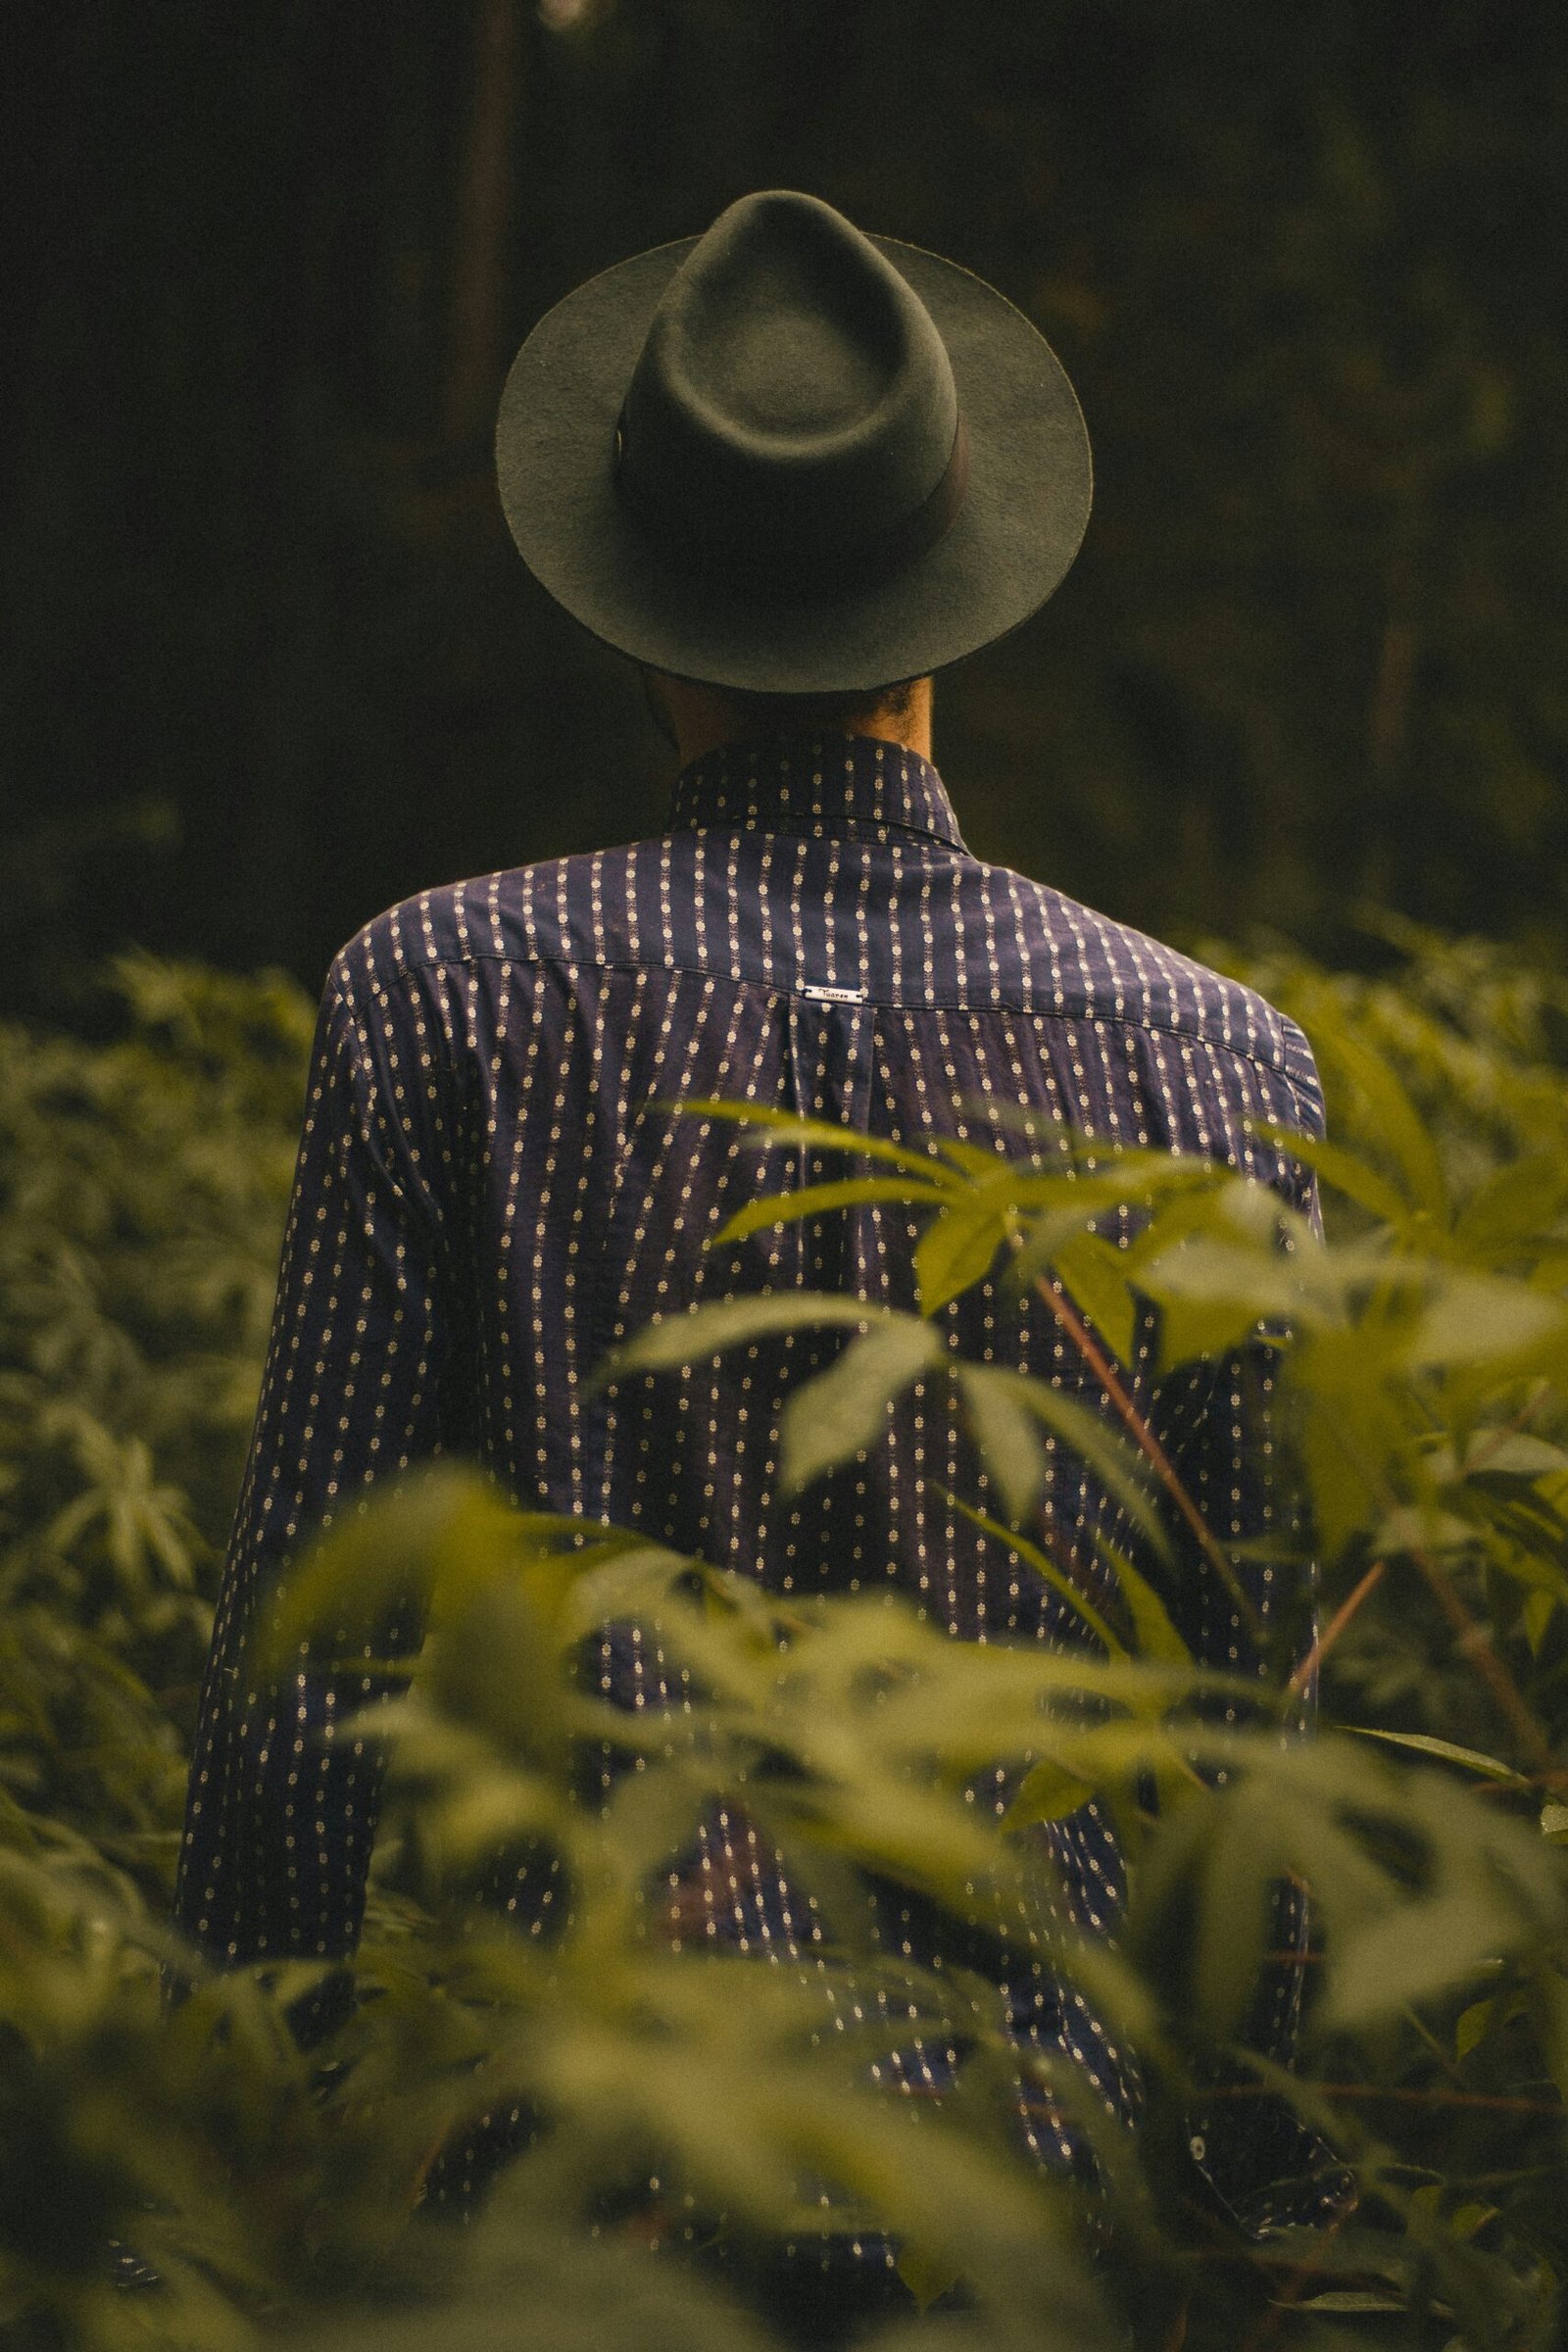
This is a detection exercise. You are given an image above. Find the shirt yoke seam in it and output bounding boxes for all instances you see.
[353,949,1310,1096]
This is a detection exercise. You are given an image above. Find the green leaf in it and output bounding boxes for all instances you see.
[1006,1374,1172,1562]
[1326,1883,1536,2032]
[956,1365,1046,1523]
[1010,1159,1233,1288]
[1293,1323,1413,1559]
[1451,1150,1568,1256]
[263,1465,523,1665]
[779,1316,943,1494]
[1426,1430,1568,1482]
[896,2241,961,2312]
[1136,1235,1330,1370]
[1402,1271,1564,1370]
[672,1099,957,1182]
[1453,1996,1494,2061]
[1522,1589,1556,1654]
[712,1174,949,1245]
[1541,1802,1568,1845]
[1369,1505,1481,1560]
[1310,1025,1449,1222]
[1006,1757,1096,1827]
[1093,1538,1191,1665]
[1048,1233,1138,1365]
[915,1199,1007,1313]
[797,1767,1024,1906]
[593,1291,886,1389]
[1189,1788,1281,2034]
[1248,1121,1410,1225]
[1288,2292,1409,2313]
[947,1368,1169,1564]
[1344,1728,1528,1784]
[926,1134,1015,1180]
[939,1491,1128,1658]
[560,1542,703,1642]
[1447,2200,1500,2242]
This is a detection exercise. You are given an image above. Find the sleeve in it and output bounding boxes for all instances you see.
[171,965,448,1974]
[1156,1021,1351,2234]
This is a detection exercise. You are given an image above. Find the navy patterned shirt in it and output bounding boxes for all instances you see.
[174,731,1328,2237]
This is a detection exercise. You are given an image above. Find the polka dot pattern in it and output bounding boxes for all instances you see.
[174,731,1330,2241]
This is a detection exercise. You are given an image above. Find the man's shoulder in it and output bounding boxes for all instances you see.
[323,850,1323,1140]
[1000,868,1323,1132]
[325,845,654,999]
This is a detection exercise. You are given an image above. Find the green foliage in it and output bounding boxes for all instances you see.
[0,957,314,1894]
[4,931,1568,2348]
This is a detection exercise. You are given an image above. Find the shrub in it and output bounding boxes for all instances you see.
[1,934,1565,2350]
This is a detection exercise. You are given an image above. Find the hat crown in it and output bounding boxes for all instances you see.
[495,185,1092,692]
[616,191,961,588]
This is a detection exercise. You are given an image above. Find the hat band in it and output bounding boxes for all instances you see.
[613,414,970,603]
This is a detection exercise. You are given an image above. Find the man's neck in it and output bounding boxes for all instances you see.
[646,672,934,768]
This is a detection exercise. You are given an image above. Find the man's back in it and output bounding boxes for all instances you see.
[175,726,1324,2230]
[197,729,1319,1629]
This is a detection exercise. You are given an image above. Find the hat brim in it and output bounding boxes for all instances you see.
[495,232,1092,695]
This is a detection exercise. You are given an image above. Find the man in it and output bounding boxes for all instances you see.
[173,190,1332,2323]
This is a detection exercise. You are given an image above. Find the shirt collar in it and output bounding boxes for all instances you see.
[666,731,968,853]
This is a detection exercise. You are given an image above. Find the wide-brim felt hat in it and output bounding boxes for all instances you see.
[496,190,1092,696]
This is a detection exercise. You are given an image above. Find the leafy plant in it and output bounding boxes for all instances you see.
[0,956,312,1903]
[3,932,1567,2350]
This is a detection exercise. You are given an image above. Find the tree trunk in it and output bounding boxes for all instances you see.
[444,0,522,448]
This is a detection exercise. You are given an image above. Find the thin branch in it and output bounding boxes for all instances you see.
[1288,1558,1387,1698]
[1462,1381,1551,1473]
[1034,1275,1263,1642]
[1321,1403,1568,1794]
[1415,1562,1568,1792]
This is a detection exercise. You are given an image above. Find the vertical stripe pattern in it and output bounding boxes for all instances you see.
[175,732,1331,2244]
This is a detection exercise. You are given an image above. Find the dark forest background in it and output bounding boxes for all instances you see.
[4,0,1565,1019]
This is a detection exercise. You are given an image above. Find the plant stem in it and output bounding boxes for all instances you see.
[1287,1559,1387,1698]
[1462,1379,1550,1474]
[1322,1403,1568,1793]
[1408,1545,1568,1791]
[1034,1274,1264,1642]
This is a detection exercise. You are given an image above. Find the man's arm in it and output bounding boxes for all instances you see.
[172,968,447,1970]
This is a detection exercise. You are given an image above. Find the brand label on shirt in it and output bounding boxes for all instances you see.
[798,981,866,1004]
